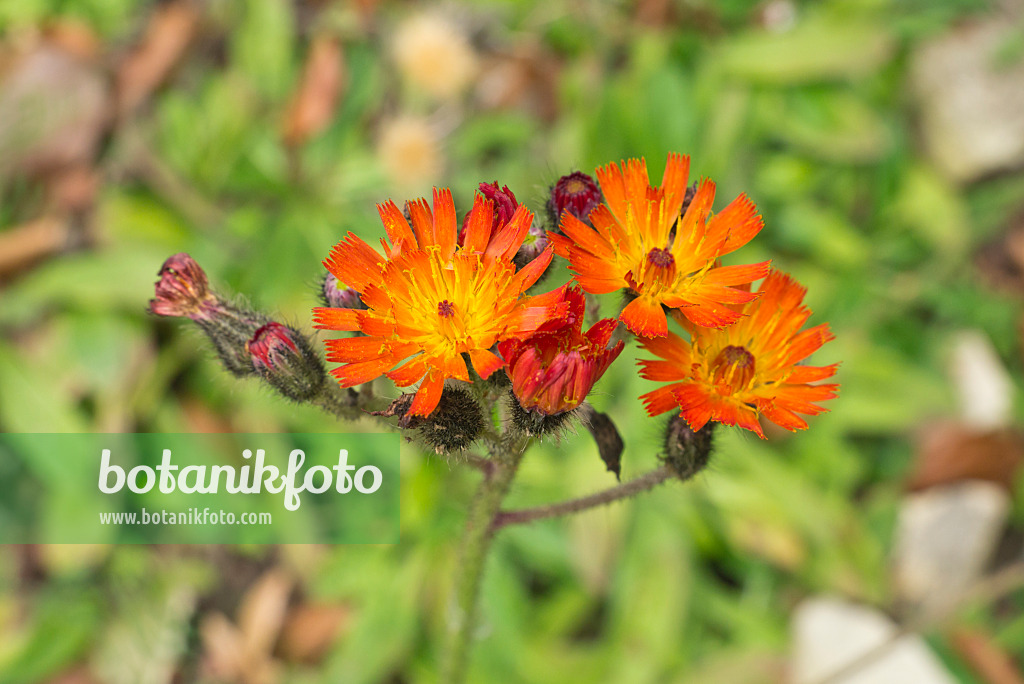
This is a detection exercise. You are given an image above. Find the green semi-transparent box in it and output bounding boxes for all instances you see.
[0,433,400,544]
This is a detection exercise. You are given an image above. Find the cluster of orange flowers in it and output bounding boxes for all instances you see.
[315,154,838,437]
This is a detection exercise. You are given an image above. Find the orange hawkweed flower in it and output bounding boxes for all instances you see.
[498,285,624,416]
[637,270,838,438]
[548,153,770,337]
[313,188,562,417]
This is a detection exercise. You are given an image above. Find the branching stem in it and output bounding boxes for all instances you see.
[492,465,674,530]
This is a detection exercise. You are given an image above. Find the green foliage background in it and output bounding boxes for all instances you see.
[1,0,1023,682]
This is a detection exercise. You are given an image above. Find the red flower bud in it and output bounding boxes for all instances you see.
[549,171,601,225]
[459,181,519,245]
[248,322,325,401]
[498,286,623,418]
[149,253,218,320]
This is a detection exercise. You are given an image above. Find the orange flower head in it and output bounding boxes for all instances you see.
[548,153,770,337]
[498,285,624,416]
[313,187,563,417]
[637,270,838,438]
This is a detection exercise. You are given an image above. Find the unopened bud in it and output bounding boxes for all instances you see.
[417,386,484,453]
[513,219,550,271]
[149,253,218,320]
[247,322,325,402]
[373,387,484,452]
[150,253,269,377]
[548,171,602,227]
[320,272,365,309]
[662,414,714,480]
[459,180,519,245]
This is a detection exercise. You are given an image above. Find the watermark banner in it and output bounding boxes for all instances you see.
[0,433,400,544]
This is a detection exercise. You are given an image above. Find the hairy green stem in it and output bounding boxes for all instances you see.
[492,465,674,529]
[442,435,528,684]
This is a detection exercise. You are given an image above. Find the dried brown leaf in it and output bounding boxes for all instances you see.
[909,421,1024,492]
[951,628,1024,684]
[0,215,72,279]
[976,208,1024,296]
[281,35,345,147]
[116,1,200,116]
[236,569,293,661]
[277,603,350,664]
[200,612,247,682]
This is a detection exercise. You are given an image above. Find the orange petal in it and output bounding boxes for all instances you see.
[486,204,533,261]
[462,194,493,254]
[408,373,445,417]
[313,307,361,331]
[325,336,389,362]
[510,245,554,293]
[377,200,416,250]
[703,261,771,287]
[639,385,681,416]
[674,300,743,329]
[433,188,457,257]
[469,349,504,379]
[323,233,384,292]
[786,364,838,384]
[620,296,668,337]
[711,193,764,256]
[660,153,691,215]
[330,358,392,387]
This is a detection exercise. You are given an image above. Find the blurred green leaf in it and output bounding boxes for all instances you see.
[715,16,895,84]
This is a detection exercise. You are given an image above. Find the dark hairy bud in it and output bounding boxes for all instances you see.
[373,387,485,453]
[662,414,714,480]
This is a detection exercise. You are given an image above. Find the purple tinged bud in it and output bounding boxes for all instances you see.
[247,322,325,401]
[149,253,219,320]
[321,272,365,309]
[513,219,550,271]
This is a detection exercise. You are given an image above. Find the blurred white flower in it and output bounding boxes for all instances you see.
[392,12,477,100]
[377,115,443,188]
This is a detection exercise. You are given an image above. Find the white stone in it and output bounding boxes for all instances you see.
[791,597,956,684]
[911,21,1024,183]
[950,330,1013,430]
[893,481,1010,617]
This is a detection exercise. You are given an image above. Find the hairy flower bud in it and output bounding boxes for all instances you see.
[548,171,601,227]
[247,322,326,402]
[150,253,270,376]
[662,414,714,480]
[513,219,550,272]
[320,272,366,310]
[149,253,218,320]
[416,386,485,453]
[372,387,484,452]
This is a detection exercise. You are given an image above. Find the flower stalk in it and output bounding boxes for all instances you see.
[491,465,674,530]
[442,434,528,684]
